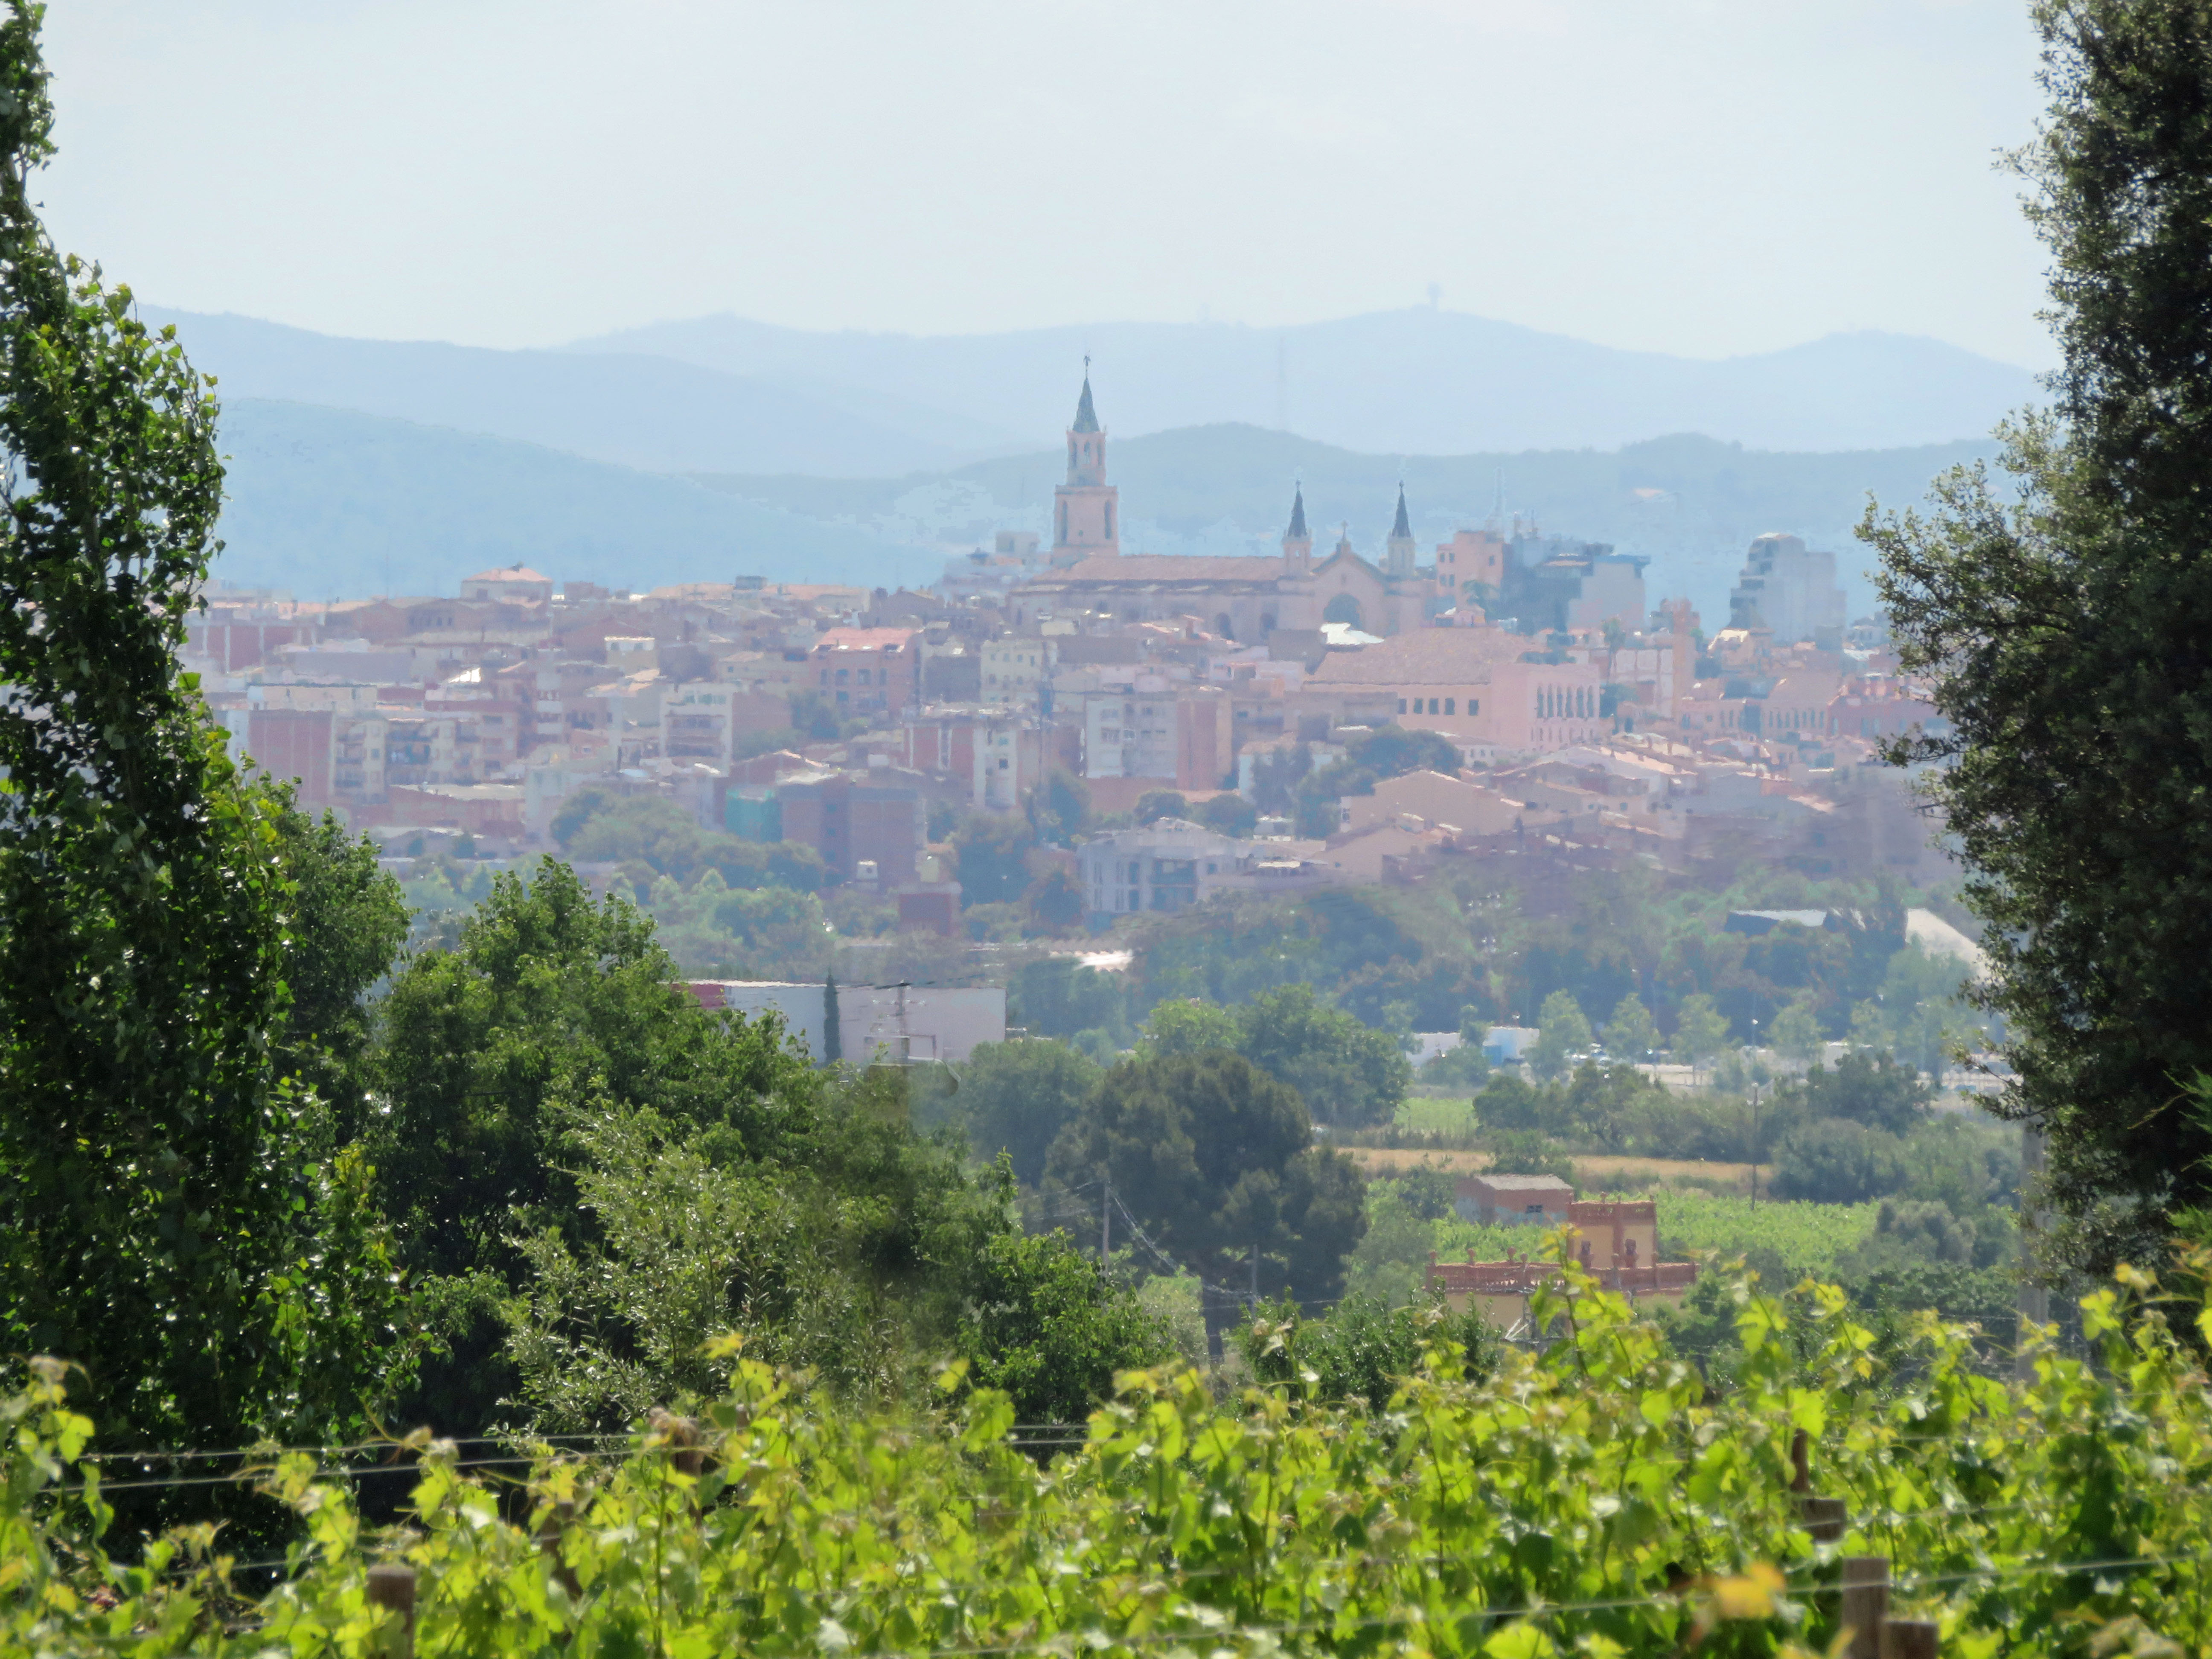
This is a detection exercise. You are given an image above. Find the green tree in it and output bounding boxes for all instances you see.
[1143,986,1411,1128]
[1529,990,1593,1081]
[1141,998,1241,1058]
[954,1225,1173,1425]
[956,1039,1102,1186]
[1768,994,1825,1067]
[1047,1051,1366,1360]
[1025,769,1091,845]
[1198,792,1258,837]
[274,808,410,1127]
[951,811,1035,905]
[1235,983,1411,1128]
[1134,789,1187,824]
[0,8,399,1458]
[1601,993,1662,1063]
[372,859,820,1430]
[1861,0,2212,1266]
[1022,866,1085,934]
[1673,992,1731,1071]
[1791,1052,1933,1137]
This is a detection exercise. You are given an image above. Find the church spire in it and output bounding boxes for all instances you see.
[1385,482,1417,579]
[1281,480,1313,575]
[1071,359,1100,434]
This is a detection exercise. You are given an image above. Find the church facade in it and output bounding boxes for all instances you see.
[1007,376,1443,640]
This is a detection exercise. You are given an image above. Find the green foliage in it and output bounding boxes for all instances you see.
[1482,1129,1578,1183]
[1766,993,1824,1064]
[1862,0,2212,1268]
[1785,1051,1933,1136]
[954,1225,1173,1426]
[500,1078,1037,1428]
[1530,988,1592,1080]
[1022,864,1085,934]
[954,1039,1102,1186]
[1655,1191,1879,1280]
[16,1252,2212,1657]
[1143,983,1412,1128]
[1197,792,1258,836]
[1771,1118,1909,1205]
[1024,768,1091,844]
[1007,957,1129,1043]
[1134,789,1187,824]
[1602,992,1662,1062]
[1420,1038,1491,1089]
[0,8,400,1459]
[371,859,822,1430]
[564,794,826,892]
[951,811,1036,906]
[1237,1292,1502,1412]
[1674,990,1731,1064]
[1047,1051,1366,1352]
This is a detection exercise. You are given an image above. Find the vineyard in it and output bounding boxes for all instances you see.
[7,1246,2210,1658]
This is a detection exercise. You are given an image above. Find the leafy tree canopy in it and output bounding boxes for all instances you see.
[1863,0,2212,1266]
[1046,1051,1366,1356]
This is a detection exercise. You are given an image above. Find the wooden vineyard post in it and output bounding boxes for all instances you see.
[366,1563,418,1659]
[1791,1428,1848,1541]
[1840,1557,1891,1659]
[1883,1618,1940,1659]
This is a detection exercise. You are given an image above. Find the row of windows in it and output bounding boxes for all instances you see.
[1399,696,1478,716]
[820,667,879,685]
[1537,686,1593,719]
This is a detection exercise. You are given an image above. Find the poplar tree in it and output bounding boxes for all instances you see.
[1863,0,2212,1266]
[0,2,396,1449]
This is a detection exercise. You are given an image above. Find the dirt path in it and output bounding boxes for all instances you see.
[1346,1147,1770,1196]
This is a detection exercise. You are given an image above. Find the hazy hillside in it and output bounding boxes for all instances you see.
[696,425,1997,622]
[210,400,941,600]
[151,308,1008,477]
[577,308,2038,455]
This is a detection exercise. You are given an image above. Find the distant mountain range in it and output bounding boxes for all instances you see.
[146,305,2019,608]
[208,400,942,600]
[696,425,1996,625]
[571,308,2041,457]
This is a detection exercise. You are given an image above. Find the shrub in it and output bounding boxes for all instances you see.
[1771,1118,1908,1204]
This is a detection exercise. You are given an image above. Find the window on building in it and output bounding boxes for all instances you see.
[1444,698,1455,715]
[835,668,849,683]
[857,669,871,685]
[1397,698,1407,714]
[1470,698,1479,715]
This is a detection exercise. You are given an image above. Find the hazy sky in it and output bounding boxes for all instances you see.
[49,0,2055,367]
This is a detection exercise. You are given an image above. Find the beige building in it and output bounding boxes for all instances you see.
[981,636,1050,705]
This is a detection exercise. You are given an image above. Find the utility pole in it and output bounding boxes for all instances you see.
[2017,1125,2049,1378]
[1749,1082,1761,1205]
[1101,1176,1111,1268]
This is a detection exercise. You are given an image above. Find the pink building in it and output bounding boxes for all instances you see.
[812,627,921,719]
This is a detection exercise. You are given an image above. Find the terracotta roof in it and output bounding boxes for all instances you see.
[815,626,919,651]
[1307,626,1531,684]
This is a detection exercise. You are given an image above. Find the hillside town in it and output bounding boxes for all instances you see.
[192,373,1943,930]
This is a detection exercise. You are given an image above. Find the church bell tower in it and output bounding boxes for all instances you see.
[1052,364,1120,562]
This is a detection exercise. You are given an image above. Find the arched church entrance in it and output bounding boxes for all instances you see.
[1323,593,1365,629]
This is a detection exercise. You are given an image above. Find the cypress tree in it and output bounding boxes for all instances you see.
[823,972,843,1065]
[1865,0,2212,1267]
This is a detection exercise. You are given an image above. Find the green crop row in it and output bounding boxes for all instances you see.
[5,1246,2209,1659]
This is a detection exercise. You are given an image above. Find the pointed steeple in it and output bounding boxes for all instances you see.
[1281,481,1313,575]
[1071,372,1100,434]
[1385,483,1417,579]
